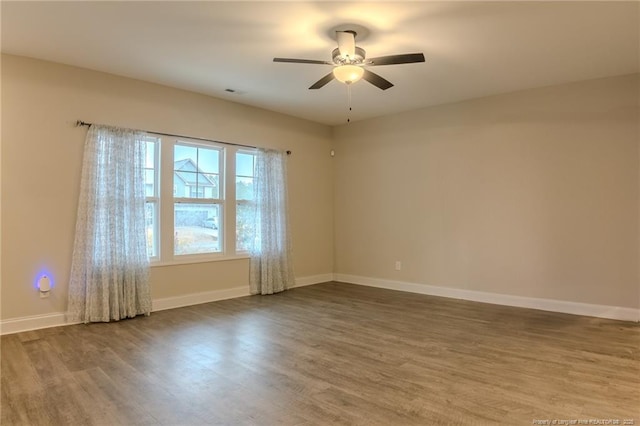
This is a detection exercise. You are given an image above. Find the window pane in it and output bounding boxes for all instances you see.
[174,203,221,255]
[175,171,196,197]
[198,173,219,199]
[236,202,255,252]
[145,141,155,168]
[145,201,157,257]
[236,153,255,177]
[145,138,159,260]
[198,148,219,174]
[174,143,221,200]
[145,169,155,196]
[236,177,254,201]
[174,145,197,169]
[235,151,256,252]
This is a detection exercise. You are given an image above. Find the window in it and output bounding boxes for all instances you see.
[145,134,256,264]
[144,137,160,259]
[173,143,222,256]
[236,151,256,252]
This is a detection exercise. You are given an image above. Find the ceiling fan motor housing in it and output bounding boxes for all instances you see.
[332,47,366,65]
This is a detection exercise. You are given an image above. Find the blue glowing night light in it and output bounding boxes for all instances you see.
[34,270,54,291]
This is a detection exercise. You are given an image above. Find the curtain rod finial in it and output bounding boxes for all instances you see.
[286,150,292,155]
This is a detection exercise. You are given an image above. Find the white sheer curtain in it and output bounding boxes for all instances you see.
[249,149,295,295]
[68,124,152,323]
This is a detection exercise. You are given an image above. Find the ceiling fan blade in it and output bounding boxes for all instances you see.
[362,69,394,90]
[273,58,332,65]
[368,53,425,66]
[336,31,356,60]
[309,73,335,90]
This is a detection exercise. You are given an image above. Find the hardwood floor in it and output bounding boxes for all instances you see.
[2,282,639,425]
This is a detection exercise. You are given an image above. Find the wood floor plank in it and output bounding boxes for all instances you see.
[1,335,43,395]
[1,282,638,425]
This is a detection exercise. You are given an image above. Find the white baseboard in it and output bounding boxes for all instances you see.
[6,273,634,335]
[334,273,640,322]
[0,312,80,335]
[293,273,334,288]
[0,274,333,335]
[152,286,250,312]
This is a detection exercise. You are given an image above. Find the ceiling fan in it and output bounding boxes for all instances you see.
[273,30,425,90]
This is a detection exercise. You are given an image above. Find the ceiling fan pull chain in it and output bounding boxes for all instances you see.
[347,84,352,123]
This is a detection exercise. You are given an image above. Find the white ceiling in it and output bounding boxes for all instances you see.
[2,1,638,126]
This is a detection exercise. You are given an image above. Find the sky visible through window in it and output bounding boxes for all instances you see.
[174,144,219,173]
[236,152,254,177]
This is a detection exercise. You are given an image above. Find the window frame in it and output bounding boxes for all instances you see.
[147,134,255,266]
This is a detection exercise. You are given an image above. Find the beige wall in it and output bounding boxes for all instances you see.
[1,54,334,320]
[333,74,639,309]
[2,53,637,322]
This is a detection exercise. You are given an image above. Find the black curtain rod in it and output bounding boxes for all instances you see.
[75,120,291,155]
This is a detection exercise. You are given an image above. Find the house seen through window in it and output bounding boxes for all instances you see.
[144,135,256,262]
[173,143,222,256]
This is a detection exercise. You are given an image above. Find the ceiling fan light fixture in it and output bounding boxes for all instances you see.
[333,65,364,84]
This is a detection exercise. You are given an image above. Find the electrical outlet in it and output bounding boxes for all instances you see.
[395,261,402,271]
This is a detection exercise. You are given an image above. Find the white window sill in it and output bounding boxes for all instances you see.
[150,254,250,268]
